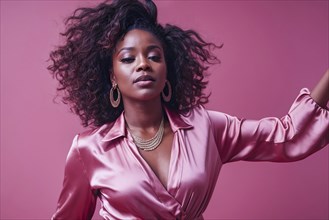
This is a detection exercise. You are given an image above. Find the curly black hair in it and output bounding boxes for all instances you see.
[48,0,221,127]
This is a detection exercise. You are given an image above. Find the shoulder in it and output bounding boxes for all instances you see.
[72,121,117,153]
[185,105,238,131]
[178,105,228,128]
[79,122,115,141]
[182,105,227,121]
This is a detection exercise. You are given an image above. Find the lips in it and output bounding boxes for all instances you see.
[134,75,155,83]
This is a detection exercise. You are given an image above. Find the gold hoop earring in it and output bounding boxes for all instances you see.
[162,80,172,102]
[110,83,121,108]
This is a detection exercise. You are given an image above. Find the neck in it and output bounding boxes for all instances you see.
[123,98,164,131]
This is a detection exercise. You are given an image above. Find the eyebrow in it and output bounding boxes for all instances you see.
[117,45,162,54]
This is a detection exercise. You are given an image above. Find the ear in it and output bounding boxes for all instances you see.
[110,73,116,85]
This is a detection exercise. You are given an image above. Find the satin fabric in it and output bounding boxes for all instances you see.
[52,88,329,220]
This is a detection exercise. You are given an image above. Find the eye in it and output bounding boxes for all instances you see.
[120,57,135,63]
[148,55,161,62]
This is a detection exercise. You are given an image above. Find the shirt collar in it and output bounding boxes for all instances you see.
[101,106,193,142]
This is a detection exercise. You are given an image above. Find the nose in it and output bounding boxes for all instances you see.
[136,56,151,72]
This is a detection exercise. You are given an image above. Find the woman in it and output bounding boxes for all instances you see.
[49,0,329,219]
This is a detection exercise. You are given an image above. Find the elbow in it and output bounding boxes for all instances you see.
[280,138,327,162]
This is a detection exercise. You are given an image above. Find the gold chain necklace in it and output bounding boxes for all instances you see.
[127,117,164,151]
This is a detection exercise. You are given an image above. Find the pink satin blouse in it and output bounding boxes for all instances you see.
[52,88,329,220]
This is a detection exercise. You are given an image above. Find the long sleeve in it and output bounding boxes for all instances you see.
[208,88,329,164]
[52,135,97,220]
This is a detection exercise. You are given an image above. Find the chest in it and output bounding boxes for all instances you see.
[138,129,174,189]
[92,127,221,193]
[86,127,223,218]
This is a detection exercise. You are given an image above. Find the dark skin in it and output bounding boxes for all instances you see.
[139,122,174,190]
[112,29,173,189]
[112,29,329,190]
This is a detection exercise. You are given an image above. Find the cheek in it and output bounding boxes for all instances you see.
[159,65,168,88]
[159,63,167,77]
[112,64,130,82]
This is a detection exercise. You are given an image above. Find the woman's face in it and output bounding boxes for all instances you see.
[112,29,167,104]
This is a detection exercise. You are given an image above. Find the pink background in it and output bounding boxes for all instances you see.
[1,0,328,219]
